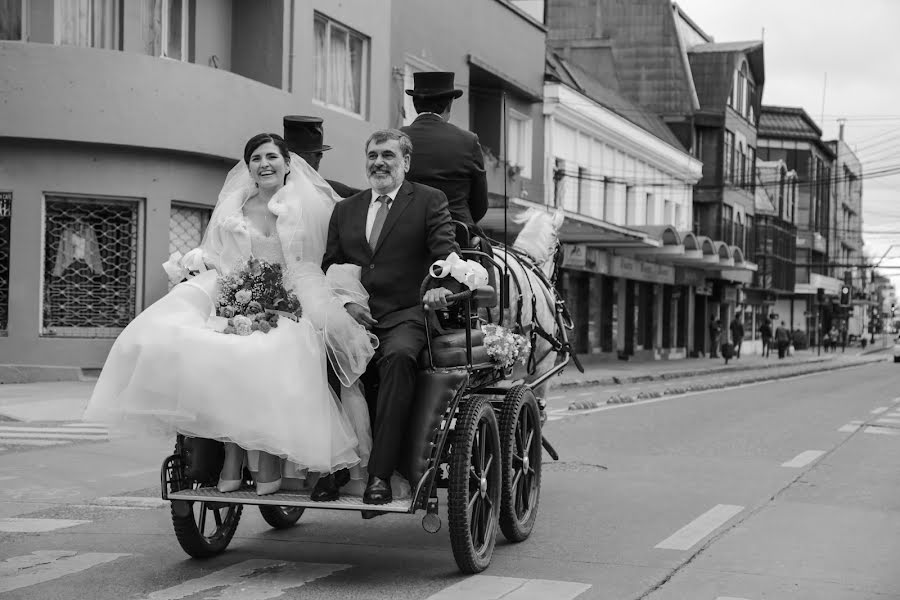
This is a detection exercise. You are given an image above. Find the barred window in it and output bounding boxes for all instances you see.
[168,203,211,289]
[0,191,10,335]
[42,195,141,338]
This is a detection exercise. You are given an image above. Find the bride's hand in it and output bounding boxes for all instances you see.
[345,302,377,329]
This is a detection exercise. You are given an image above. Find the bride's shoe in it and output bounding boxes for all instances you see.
[256,478,282,496]
[217,478,242,493]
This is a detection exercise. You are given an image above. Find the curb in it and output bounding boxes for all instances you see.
[566,356,885,411]
[0,364,86,385]
[557,356,836,389]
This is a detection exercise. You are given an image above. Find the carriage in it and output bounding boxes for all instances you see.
[160,213,583,573]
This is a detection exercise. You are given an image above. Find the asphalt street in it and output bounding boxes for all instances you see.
[0,358,898,599]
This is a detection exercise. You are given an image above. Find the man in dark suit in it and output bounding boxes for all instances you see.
[283,115,360,198]
[321,128,457,505]
[400,72,488,235]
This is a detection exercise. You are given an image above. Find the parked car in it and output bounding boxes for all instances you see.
[893,336,900,363]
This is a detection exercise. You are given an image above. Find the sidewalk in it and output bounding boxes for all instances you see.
[0,341,891,423]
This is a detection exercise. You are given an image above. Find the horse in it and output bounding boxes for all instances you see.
[481,208,579,406]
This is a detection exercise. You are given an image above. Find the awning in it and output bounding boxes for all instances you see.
[480,198,661,249]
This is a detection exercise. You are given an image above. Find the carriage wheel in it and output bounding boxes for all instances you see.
[259,505,305,529]
[499,385,542,542]
[448,396,501,574]
[171,497,242,558]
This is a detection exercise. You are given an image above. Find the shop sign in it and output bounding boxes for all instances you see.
[696,285,713,296]
[608,255,674,284]
[0,191,10,218]
[674,267,705,287]
[561,244,587,269]
[723,287,738,303]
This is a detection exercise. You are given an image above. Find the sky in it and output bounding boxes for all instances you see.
[675,0,900,292]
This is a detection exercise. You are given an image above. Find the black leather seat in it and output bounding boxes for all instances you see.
[419,329,490,368]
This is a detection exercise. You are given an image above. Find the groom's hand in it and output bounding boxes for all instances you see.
[345,302,377,329]
[423,287,453,310]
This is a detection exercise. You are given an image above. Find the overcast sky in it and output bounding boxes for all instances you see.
[675,0,900,291]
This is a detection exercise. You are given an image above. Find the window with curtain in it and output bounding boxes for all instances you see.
[0,191,10,335]
[313,13,369,116]
[55,0,121,49]
[141,0,189,60]
[506,109,532,178]
[723,130,735,183]
[0,0,24,40]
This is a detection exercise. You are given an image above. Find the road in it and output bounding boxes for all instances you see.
[0,359,898,599]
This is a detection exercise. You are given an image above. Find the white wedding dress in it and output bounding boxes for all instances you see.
[84,154,379,485]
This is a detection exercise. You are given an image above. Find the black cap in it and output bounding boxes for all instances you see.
[283,115,332,153]
[404,71,464,99]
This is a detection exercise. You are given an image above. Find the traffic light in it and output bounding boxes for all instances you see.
[839,285,851,306]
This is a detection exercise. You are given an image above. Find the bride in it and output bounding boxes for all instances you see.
[84,133,376,498]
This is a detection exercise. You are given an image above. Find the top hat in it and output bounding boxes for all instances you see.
[404,71,464,99]
[283,115,332,153]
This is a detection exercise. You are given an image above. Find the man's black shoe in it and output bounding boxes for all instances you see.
[363,476,392,505]
[361,510,387,520]
[310,474,339,502]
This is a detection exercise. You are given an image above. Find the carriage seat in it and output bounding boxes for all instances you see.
[418,285,498,368]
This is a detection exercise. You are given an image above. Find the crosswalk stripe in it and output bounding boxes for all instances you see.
[147,559,350,600]
[92,496,167,509]
[0,439,67,446]
[0,551,129,594]
[0,432,107,440]
[870,407,889,414]
[0,426,106,434]
[838,421,863,433]
[0,518,90,533]
[875,418,900,425]
[424,575,591,600]
[865,426,900,436]
[64,422,107,428]
[655,504,744,551]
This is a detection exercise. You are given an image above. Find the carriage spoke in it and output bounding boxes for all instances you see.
[469,465,481,484]
[197,503,207,536]
[212,507,223,528]
[483,455,494,478]
[511,468,523,494]
[524,429,534,456]
[468,487,479,513]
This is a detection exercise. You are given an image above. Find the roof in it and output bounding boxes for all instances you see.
[687,41,764,111]
[758,105,822,138]
[546,51,686,151]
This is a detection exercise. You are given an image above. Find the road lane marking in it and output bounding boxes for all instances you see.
[0,426,106,434]
[716,597,752,600]
[0,475,17,481]
[781,450,825,468]
[147,559,350,600]
[870,407,890,414]
[875,418,900,425]
[865,426,900,436]
[0,551,129,594]
[838,421,863,433]
[425,575,591,599]
[654,504,744,551]
[0,518,90,532]
[65,422,107,428]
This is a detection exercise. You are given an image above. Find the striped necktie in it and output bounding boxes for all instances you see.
[368,195,390,250]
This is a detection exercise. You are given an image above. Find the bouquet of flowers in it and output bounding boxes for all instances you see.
[481,323,531,369]
[215,258,302,336]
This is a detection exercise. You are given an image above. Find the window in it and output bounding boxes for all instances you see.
[0,0,25,40]
[737,143,746,187]
[577,167,591,215]
[0,191,10,335]
[42,194,140,338]
[675,204,684,230]
[141,0,189,60]
[723,130,735,183]
[664,199,674,225]
[722,204,734,244]
[625,186,636,225]
[168,203,211,289]
[506,109,533,179]
[644,193,656,224]
[314,13,369,116]
[55,0,121,49]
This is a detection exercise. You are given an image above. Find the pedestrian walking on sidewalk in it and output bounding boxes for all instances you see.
[730,315,744,359]
[709,317,722,358]
[759,319,773,358]
[774,321,791,359]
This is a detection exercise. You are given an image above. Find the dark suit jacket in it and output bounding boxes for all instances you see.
[401,114,488,229]
[322,180,459,330]
[325,178,360,199]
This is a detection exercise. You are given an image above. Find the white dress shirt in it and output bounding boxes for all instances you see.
[366,186,401,240]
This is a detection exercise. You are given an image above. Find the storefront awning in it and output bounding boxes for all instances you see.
[480,199,662,249]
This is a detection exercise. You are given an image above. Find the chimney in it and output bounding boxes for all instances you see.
[838,119,845,141]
